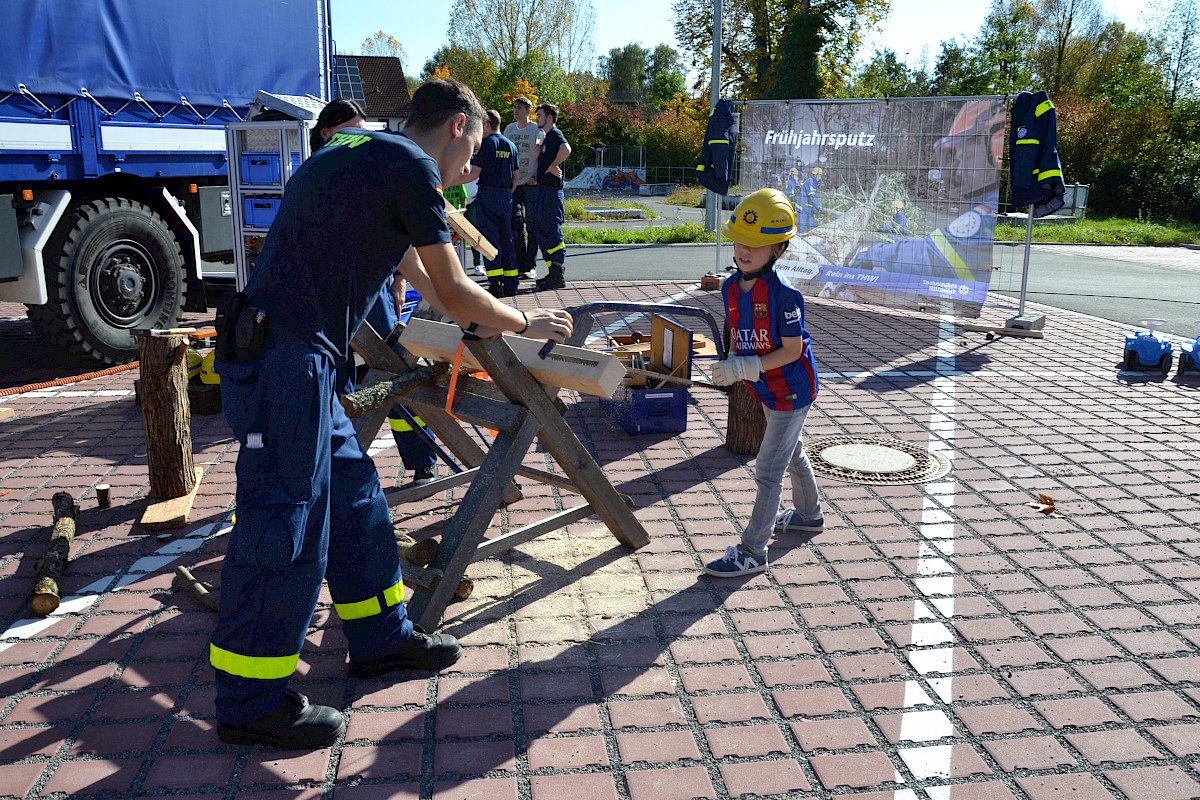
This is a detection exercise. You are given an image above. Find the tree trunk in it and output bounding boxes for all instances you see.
[725,380,766,454]
[30,491,80,616]
[138,334,196,500]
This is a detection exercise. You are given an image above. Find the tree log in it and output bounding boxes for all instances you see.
[138,334,196,499]
[30,491,80,616]
[341,364,447,419]
[725,380,766,455]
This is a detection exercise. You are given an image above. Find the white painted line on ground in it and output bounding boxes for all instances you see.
[898,304,961,760]
[0,520,232,652]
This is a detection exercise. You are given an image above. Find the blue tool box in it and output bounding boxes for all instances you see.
[599,315,693,435]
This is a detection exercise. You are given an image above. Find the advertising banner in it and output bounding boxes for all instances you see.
[738,98,1006,312]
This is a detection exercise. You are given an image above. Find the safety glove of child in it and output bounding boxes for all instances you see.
[711,355,763,386]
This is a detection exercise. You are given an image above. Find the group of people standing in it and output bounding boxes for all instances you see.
[472,96,572,296]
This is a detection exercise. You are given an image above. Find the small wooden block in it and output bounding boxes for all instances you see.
[961,322,1045,339]
[445,199,498,260]
[140,467,204,531]
[0,407,14,422]
[399,318,626,398]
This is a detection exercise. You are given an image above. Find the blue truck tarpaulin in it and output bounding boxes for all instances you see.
[0,0,326,108]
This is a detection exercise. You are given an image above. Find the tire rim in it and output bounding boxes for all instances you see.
[90,239,160,328]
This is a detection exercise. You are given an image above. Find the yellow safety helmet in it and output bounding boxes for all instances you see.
[892,199,905,210]
[811,166,824,177]
[723,188,797,247]
[789,167,799,176]
[199,350,221,385]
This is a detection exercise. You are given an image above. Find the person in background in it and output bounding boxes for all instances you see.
[796,166,824,233]
[531,103,571,292]
[705,188,823,578]
[503,96,543,281]
[467,110,519,297]
[308,98,366,153]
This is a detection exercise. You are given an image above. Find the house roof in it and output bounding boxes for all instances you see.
[348,55,412,119]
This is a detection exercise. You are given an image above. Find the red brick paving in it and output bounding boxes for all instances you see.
[3,285,1200,799]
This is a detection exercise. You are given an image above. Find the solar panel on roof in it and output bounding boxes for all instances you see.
[332,57,367,104]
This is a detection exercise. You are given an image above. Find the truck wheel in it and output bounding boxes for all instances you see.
[28,198,188,364]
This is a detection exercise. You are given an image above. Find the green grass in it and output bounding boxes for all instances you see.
[564,222,713,245]
[564,198,657,221]
[996,217,1200,245]
[665,185,704,207]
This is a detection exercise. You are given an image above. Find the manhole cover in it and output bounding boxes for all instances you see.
[805,435,952,485]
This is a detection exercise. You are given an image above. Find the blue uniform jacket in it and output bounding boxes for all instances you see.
[696,98,735,195]
[1009,90,1065,218]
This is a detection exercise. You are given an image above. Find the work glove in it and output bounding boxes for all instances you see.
[711,355,762,386]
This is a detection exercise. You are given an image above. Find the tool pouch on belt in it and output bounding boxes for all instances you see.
[214,291,270,362]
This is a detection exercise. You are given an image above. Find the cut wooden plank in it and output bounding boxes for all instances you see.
[399,318,625,398]
[444,199,498,260]
[0,407,14,423]
[141,467,204,531]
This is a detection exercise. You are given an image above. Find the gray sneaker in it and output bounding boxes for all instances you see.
[775,508,824,534]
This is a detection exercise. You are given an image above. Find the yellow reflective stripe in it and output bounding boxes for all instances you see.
[1035,99,1054,117]
[486,267,503,277]
[502,268,519,277]
[707,139,729,145]
[389,418,414,432]
[335,596,382,620]
[210,643,299,680]
[1039,169,1063,180]
[1015,138,1039,145]
[930,229,974,280]
[545,242,565,255]
[382,580,405,607]
[696,164,706,171]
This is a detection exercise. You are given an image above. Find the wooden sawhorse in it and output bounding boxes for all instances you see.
[347,324,650,630]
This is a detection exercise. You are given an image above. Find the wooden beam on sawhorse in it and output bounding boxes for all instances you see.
[397,335,651,630]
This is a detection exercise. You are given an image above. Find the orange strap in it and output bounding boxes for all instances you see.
[444,338,496,436]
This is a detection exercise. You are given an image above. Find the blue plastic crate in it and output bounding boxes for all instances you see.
[240,152,302,185]
[242,197,281,229]
[600,386,689,435]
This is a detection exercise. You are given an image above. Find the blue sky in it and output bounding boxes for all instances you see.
[331,0,1154,80]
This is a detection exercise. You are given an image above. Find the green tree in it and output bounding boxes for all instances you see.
[929,0,1035,95]
[421,45,498,102]
[600,44,650,104]
[1032,0,1106,96]
[670,0,889,99]
[1148,0,1200,106]
[447,0,596,72]
[646,45,688,110]
[361,31,407,67]
[489,50,576,110]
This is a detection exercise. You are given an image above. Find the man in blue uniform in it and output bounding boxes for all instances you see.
[210,78,573,750]
[795,166,824,233]
[845,100,1005,284]
[531,103,572,292]
[467,110,519,297]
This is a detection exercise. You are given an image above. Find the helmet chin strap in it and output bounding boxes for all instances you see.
[734,251,781,282]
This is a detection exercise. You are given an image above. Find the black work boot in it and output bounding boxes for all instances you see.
[535,265,565,291]
[348,626,462,678]
[412,464,437,485]
[217,690,345,749]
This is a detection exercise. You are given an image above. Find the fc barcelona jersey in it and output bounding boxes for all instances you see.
[722,271,819,410]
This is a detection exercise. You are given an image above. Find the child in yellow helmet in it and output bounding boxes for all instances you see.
[706,188,823,577]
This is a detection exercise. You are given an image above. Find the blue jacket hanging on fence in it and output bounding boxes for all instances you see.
[1009,90,1065,218]
[696,98,735,195]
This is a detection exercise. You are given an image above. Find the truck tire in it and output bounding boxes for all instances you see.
[28,198,189,364]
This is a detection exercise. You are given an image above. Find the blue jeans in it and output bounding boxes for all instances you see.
[742,403,821,554]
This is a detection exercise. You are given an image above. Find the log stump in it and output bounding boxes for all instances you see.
[31,491,79,616]
[725,380,766,454]
[138,334,196,500]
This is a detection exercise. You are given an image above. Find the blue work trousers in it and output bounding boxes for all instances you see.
[531,185,566,268]
[511,184,538,271]
[476,187,517,292]
[211,336,411,724]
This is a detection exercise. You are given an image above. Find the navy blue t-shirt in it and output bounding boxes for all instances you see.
[244,129,451,364]
[472,132,518,189]
[537,126,568,188]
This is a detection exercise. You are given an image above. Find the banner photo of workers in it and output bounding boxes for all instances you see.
[738,97,1006,315]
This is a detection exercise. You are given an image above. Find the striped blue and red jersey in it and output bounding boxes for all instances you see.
[722,271,819,411]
